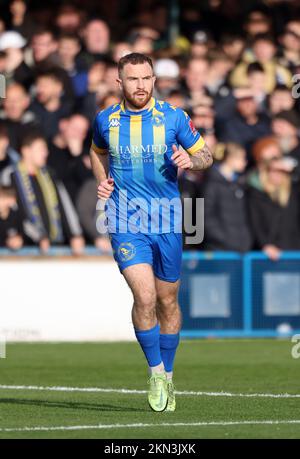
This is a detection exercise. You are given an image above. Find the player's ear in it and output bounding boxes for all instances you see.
[116,77,123,91]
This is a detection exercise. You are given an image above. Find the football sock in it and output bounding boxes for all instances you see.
[160,333,180,375]
[134,323,163,369]
[149,362,165,375]
[165,371,173,380]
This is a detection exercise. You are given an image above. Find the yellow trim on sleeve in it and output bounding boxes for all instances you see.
[91,142,108,155]
[187,137,205,155]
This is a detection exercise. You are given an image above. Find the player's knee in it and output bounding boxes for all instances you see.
[134,290,156,312]
[157,294,178,313]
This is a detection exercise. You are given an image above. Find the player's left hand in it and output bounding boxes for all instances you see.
[171,145,193,170]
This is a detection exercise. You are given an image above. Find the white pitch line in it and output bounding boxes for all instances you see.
[0,385,300,399]
[1,420,300,433]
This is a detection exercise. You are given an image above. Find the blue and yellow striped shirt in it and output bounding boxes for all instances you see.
[92,97,204,233]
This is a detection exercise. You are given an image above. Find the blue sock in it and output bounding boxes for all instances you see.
[134,323,162,368]
[160,333,180,372]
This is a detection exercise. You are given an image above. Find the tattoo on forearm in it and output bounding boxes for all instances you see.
[190,144,213,170]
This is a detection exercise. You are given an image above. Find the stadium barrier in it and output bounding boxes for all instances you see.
[0,249,300,340]
[180,251,300,338]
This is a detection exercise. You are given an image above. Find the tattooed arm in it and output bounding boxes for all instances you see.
[171,143,213,171]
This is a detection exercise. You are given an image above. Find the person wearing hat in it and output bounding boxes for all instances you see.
[153,58,180,99]
[0,30,32,90]
[190,30,210,59]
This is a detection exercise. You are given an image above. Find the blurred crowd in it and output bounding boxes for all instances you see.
[0,0,300,259]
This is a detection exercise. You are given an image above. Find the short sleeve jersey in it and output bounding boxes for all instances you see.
[92,97,204,233]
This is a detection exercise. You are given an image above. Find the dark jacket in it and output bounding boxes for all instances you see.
[219,113,271,156]
[247,176,300,250]
[203,165,253,252]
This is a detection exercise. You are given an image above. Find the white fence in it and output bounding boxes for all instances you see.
[0,258,135,342]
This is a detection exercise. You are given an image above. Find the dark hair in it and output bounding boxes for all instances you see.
[58,32,81,44]
[273,83,290,93]
[20,131,46,149]
[32,26,57,40]
[118,53,153,76]
[252,33,275,45]
[247,61,264,75]
[35,67,64,85]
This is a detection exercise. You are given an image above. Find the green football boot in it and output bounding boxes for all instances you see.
[147,373,168,412]
[165,379,176,412]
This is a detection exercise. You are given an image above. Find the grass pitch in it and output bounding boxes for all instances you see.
[0,340,299,439]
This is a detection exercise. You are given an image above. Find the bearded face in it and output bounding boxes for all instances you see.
[118,62,155,110]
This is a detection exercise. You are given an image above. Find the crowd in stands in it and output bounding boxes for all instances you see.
[1,0,300,259]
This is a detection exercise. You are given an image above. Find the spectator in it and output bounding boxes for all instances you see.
[278,21,300,73]
[247,139,300,259]
[0,185,23,250]
[31,68,73,140]
[9,0,37,40]
[243,10,273,39]
[165,89,186,108]
[2,131,84,254]
[0,82,40,150]
[206,49,233,96]
[57,33,88,99]
[55,4,85,35]
[79,60,108,121]
[0,30,33,89]
[153,58,180,99]
[272,110,300,181]
[190,30,210,59]
[130,29,156,55]
[29,28,58,68]
[57,33,82,75]
[230,33,292,94]
[246,62,268,113]
[49,114,92,202]
[221,34,245,64]
[81,18,110,66]
[183,57,209,108]
[219,87,271,156]
[267,84,296,116]
[111,42,132,63]
[191,104,217,152]
[203,142,252,252]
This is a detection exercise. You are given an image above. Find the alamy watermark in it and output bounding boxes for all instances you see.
[0,74,6,99]
[292,74,300,99]
[96,191,204,245]
[291,334,300,359]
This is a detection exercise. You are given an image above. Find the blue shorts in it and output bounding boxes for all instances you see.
[109,232,182,283]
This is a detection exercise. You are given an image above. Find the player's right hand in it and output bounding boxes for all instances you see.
[97,178,115,200]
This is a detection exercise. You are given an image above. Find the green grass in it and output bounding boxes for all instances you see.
[0,340,299,439]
